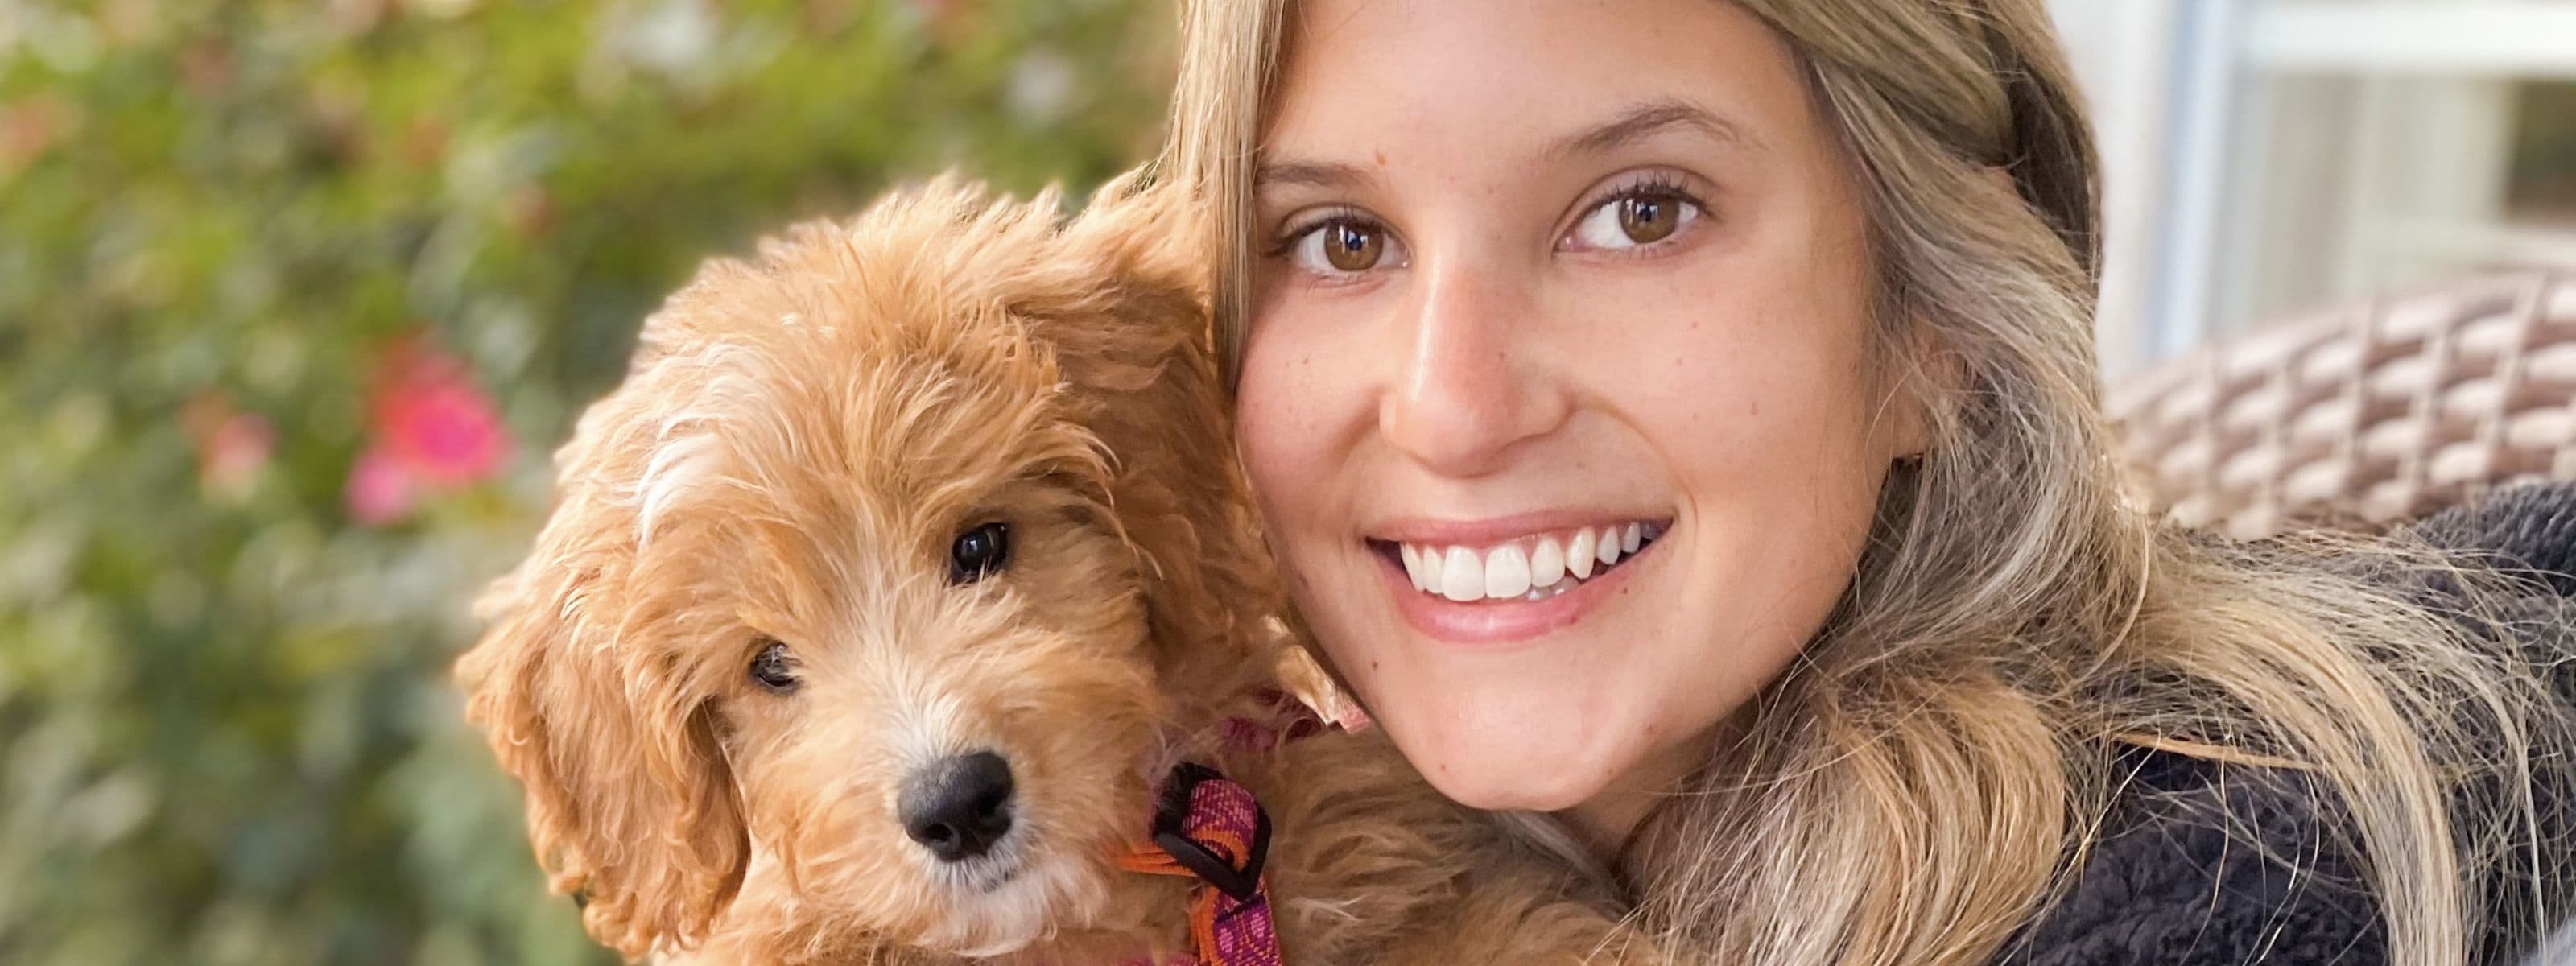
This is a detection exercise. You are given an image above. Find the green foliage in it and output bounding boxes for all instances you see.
[0,1,1171,961]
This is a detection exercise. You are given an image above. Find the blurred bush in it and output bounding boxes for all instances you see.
[0,1,1170,962]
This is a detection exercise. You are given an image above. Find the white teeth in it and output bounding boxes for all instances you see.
[1439,547,1483,602]
[1484,545,1531,599]
[1530,538,1566,589]
[1567,529,1596,579]
[1390,522,1663,601]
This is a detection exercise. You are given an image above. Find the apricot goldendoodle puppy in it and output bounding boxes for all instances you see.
[455,174,1646,964]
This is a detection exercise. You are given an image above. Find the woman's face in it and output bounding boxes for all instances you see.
[1241,0,1922,824]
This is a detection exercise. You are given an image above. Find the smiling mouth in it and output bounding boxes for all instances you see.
[1369,520,1668,603]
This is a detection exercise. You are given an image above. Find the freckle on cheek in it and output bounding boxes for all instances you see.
[1373,149,1386,167]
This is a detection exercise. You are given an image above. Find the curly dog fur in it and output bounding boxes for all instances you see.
[456,171,1649,964]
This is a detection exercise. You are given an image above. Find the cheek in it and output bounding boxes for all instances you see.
[725,692,910,854]
[1234,317,1364,554]
[1613,237,1892,485]
[1649,333,1884,485]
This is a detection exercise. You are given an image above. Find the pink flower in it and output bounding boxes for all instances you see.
[344,333,513,524]
[373,362,506,487]
[345,445,419,525]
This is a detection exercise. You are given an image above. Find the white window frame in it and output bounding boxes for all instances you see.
[2052,0,2576,377]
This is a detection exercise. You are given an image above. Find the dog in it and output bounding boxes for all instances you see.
[456,171,1648,964]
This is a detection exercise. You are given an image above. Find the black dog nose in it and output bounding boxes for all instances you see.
[898,751,1015,862]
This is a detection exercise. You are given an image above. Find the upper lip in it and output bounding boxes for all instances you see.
[1367,510,1672,547]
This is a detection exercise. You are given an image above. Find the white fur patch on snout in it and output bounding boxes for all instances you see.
[890,668,980,776]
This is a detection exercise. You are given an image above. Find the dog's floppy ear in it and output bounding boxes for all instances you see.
[1022,169,1286,697]
[456,411,748,960]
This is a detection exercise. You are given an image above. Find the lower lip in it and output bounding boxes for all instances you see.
[1377,543,1653,646]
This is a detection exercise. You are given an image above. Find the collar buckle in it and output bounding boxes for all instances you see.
[1150,762,1270,902]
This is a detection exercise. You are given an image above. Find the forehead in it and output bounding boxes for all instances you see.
[1262,0,1818,184]
[782,321,1063,494]
[637,295,1078,551]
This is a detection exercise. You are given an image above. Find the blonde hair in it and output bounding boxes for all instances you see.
[1166,2,2574,964]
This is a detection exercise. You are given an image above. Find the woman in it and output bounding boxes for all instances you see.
[1164,1,2576,964]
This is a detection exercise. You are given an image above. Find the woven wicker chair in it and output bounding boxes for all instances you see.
[2107,271,2576,539]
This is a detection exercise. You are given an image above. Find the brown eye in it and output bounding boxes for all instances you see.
[1567,180,1704,252]
[1322,221,1383,272]
[749,639,799,693]
[1618,194,1680,244]
[1287,215,1403,276]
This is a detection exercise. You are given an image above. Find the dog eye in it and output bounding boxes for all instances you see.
[749,639,799,693]
[948,521,1011,584]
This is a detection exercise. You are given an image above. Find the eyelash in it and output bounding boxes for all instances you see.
[1269,205,1377,258]
[1263,171,1711,270]
[1570,171,1709,250]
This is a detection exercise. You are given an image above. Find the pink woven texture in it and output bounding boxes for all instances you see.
[2107,273,2576,539]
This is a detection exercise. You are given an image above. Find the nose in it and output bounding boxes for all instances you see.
[1380,255,1567,477]
[898,751,1015,862]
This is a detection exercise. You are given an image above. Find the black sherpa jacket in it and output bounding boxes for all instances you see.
[2002,483,2576,966]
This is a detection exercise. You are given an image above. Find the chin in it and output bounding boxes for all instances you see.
[1377,703,1629,814]
[1430,772,1602,814]
[914,850,1100,956]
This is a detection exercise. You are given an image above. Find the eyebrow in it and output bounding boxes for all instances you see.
[1551,97,1758,159]
[1253,97,1758,191]
[1253,159,1370,191]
